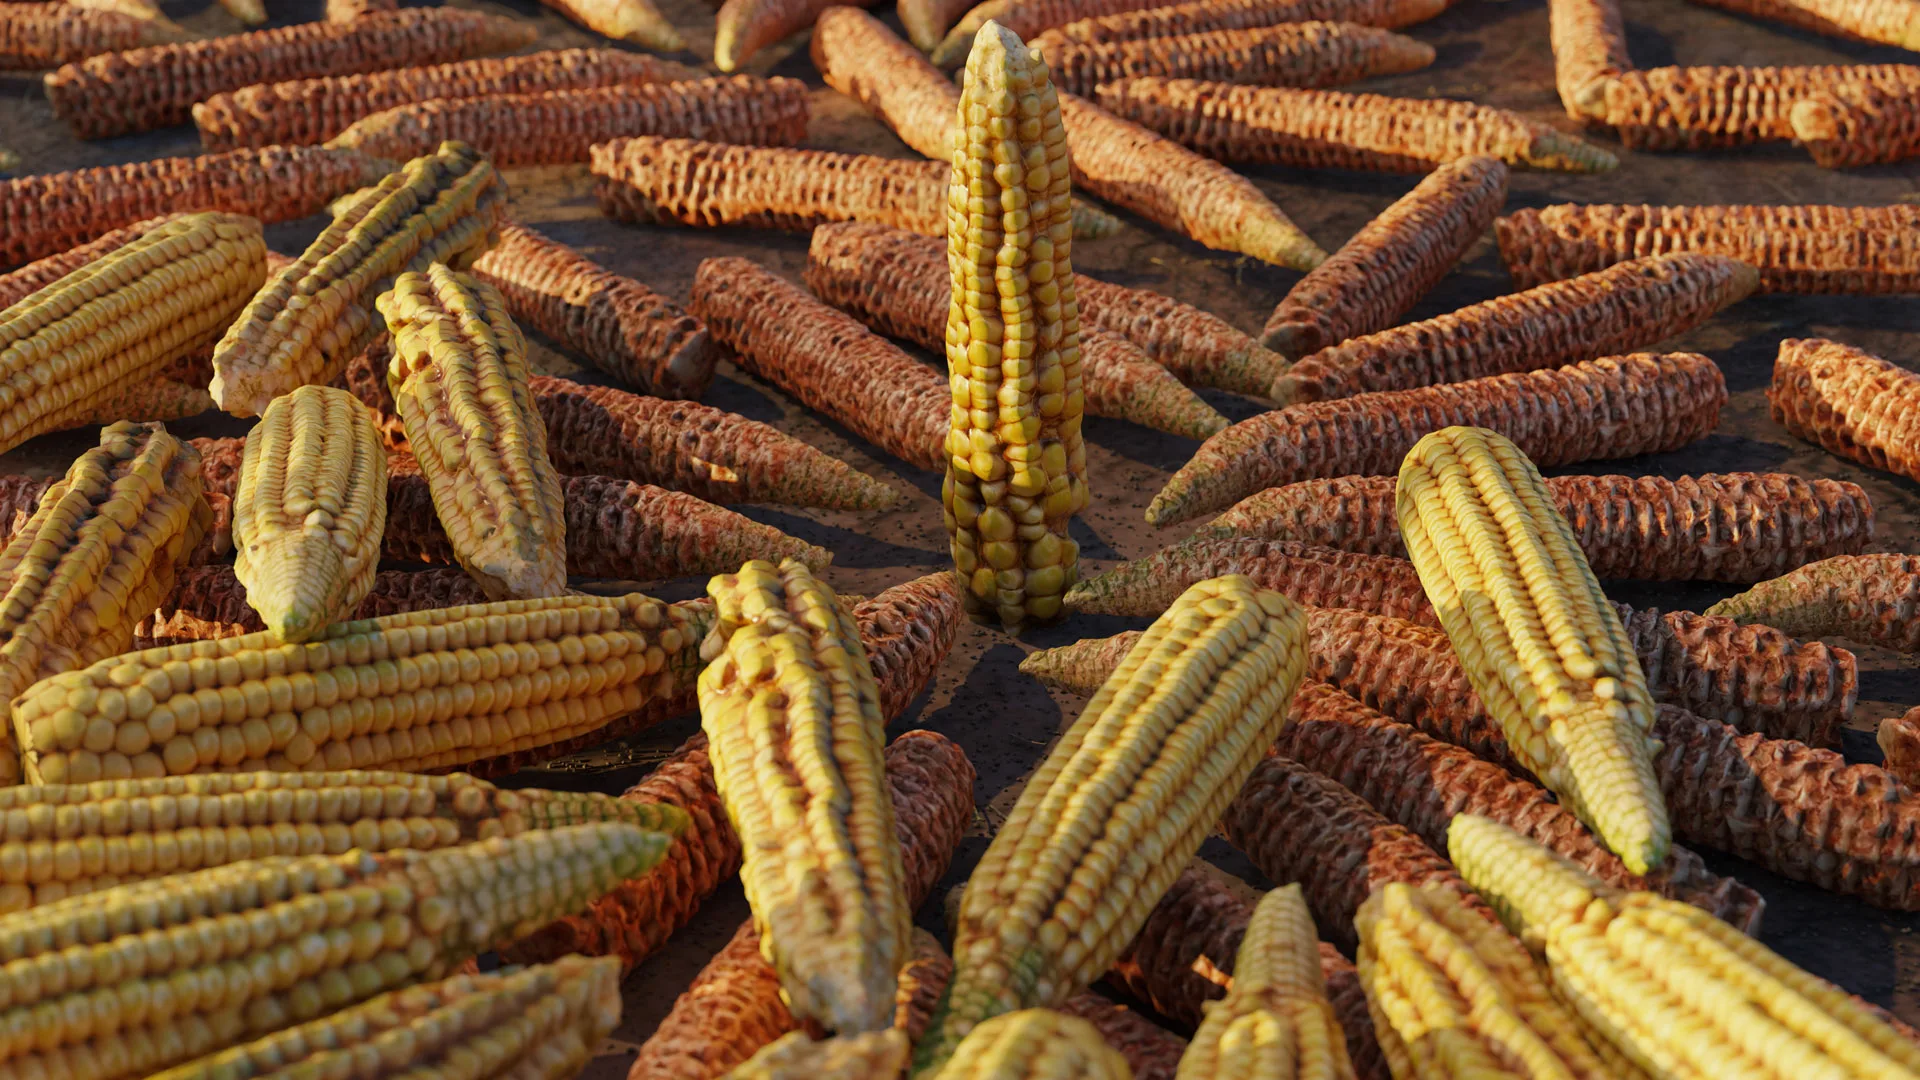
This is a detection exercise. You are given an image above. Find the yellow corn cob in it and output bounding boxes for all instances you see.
[211,140,507,419]
[232,385,389,644]
[929,1009,1135,1080]
[1397,426,1668,874]
[721,1030,914,1079]
[1177,884,1356,1080]
[379,263,569,600]
[1449,814,1920,1079]
[913,574,1309,1073]
[700,559,912,1034]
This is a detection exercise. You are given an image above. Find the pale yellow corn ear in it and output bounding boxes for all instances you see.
[930,1009,1134,1080]
[379,262,568,600]
[721,1029,914,1079]
[700,558,913,1035]
[1396,426,1669,874]
[1448,814,1920,1080]
[1178,884,1357,1080]
[913,574,1309,1075]
[233,384,389,643]
[942,20,1090,632]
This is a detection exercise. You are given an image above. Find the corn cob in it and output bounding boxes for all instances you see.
[22,0,181,28]
[1194,473,1877,585]
[1149,353,1727,526]
[70,378,215,426]
[0,3,187,69]
[473,223,716,400]
[1272,254,1757,404]
[932,0,1189,65]
[1039,0,1446,47]
[1056,997,1190,1080]
[1881,706,1920,788]
[1020,631,1143,694]
[1088,331,1232,439]
[327,0,398,19]
[716,0,875,71]
[1689,0,1920,47]
[217,0,265,24]
[0,217,196,309]
[43,8,536,140]
[936,1010,1138,1080]
[1549,0,1630,118]
[1036,22,1437,97]
[1707,554,1920,653]
[212,143,507,418]
[137,566,492,647]
[1067,539,1436,622]
[628,728,975,1080]
[1770,337,1920,484]
[722,1030,914,1079]
[900,0,977,48]
[915,575,1309,1070]
[1599,63,1920,151]
[1791,82,1920,167]
[811,7,963,160]
[541,0,684,50]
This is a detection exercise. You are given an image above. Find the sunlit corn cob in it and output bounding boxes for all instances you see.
[1548,0,1630,118]
[1791,82,1920,167]
[0,213,176,305]
[1770,337,1920,484]
[914,575,1309,1070]
[1881,706,1920,788]
[1708,553,1920,653]
[1036,21,1436,97]
[1194,472,1877,584]
[811,7,963,160]
[722,1030,914,1079]
[328,0,399,19]
[1066,538,1435,622]
[541,0,683,49]
[932,0,1156,64]
[29,0,181,28]
[136,566,491,648]
[1598,63,1920,151]
[1084,331,1230,439]
[1039,0,1446,47]
[716,0,871,71]
[0,3,186,68]
[931,1010,1135,1080]
[1688,0,1920,48]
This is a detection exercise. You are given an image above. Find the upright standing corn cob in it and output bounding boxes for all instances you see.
[811,7,963,160]
[1065,538,1437,623]
[1263,156,1508,360]
[1271,254,1758,404]
[1687,0,1920,48]
[379,263,568,599]
[0,3,186,68]
[1707,553,1920,653]
[211,141,507,418]
[1036,21,1436,97]
[716,0,874,71]
[1038,0,1447,46]
[1549,0,1630,118]
[541,0,684,49]
[136,566,492,647]
[914,575,1310,1071]
[1791,82,1920,166]
[1598,64,1920,151]
[1398,426,1669,874]
[930,1010,1135,1080]
[42,8,537,139]
[1770,337,1920,484]
[1148,352,1728,526]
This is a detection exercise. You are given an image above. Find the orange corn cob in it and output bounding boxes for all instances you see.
[43,8,537,139]
[1880,706,1920,788]
[1065,538,1437,623]
[900,0,978,49]
[1036,21,1436,97]
[1770,337,1920,483]
[811,7,961,160]
[1707,553,1920,654]
[1147,352,1727,525]
[931,0,1214,64]
[1791,82,1920,167]
[1549,0,1631,117]
[1262,155,1507,360]
[1599,63,1920,151]
[1687,0,1920,48]
[0,3,185,68]
[327,0,399,20]
[1271,253,1758,404]
[540,0,684,50]
[1038,0,1447,47]
[135,565,492,647]
[1080,332,1230,439]
[716,0,874,71]
[0,212,184,306]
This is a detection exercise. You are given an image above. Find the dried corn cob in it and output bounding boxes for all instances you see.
[901,0,976,48]
[1598,63,1920,151]
[933,1010,1136,1080]
[1040,0,1446,47]
[0,213,179,307]
[1149,352,1728,526]
[28,0,181,27]
[1083,330,1230,439]
[1882,706,1920,788]
[1264,156,1507,360]
[1771,337,1920,483]
[933,0,1190,65]
[327,0,398,19]
[1549,0,1630,118]
[1056,997,1189,1080]
[1066,538,1435,622]
[914,575,1310,1070]
[1688,0,1920,48]
[0,3,186,69]
[1707,553,1920,653]
[849,572,966,719]
[1791,82,1920,167]
[43,8,536,139]
[542,0,684,49]
[212,142,507,418]
[70,378,214,426]
[811,7,961,160]
[474,223,716,400]
[1273,254,1757,404]
[716,0,873,71]
[137,566,492,647]
[1037,22,1437,97]
[722,1030,914,1079]
[1020,631,1143,694]
[1194,472,1877,584]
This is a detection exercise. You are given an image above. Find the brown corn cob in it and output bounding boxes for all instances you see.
[932,0,1201,65]
[0,146,386,269]
[628,728,976,1080]
[1791,82,1920,167]
[1147,352,1727,525]
[1687,0,1920,48]
[1497,203,1920,293]
[193,49,676,152]
[1039,0,1447,47]
[0,3,186,69]
[811,7,962,160]
[1036,21,1437,98]
[1549,0,1631,118]
[1599,63,1920,151]
[473,221,717,400]
[1707,553,1920,654]
[326,76,812,166]
[1065,538,1437,622]
[1271,253,1758,404]
[1263,155,1507,360]
[1055,997,1189,1080]
[540,0,684,50]
[715,0,875,71]
[1083,331,1230,439]
[135,565,493,647]
[1193,472,1878,584]
[43,8,537,140]
[1881,706,1920,788]
[327,0,399,19]
[1770,337,1920,484]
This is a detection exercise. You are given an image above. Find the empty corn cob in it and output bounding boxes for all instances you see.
[933,0,1195,65]
[1689,0,1920,47]
[1882,706,1920,788]
[1067,539,1436,622]
[1599,63,1920,151]
[1708,553,1920,653]
[1194,473,1877,584]
[1036,21,1436,97]
[1771,337,1920,484]
[542,0,684,49]
[0,3,186,68]
[914,576,1309,1070]
[1272,254,1757,404]
[723,1030,914,1079]
[811,7,962,159]
[1149,352,1727,525]
[716,0,874,71]
[43,8,536,139]
[211,142,507,418]
[1549,0,1630,118]
[327,0,398,19]
[137,566,492,647]
[1039,0,1446,47]
[1791,82,1920,166]
[474,223,716,400]
[1264,156,1507,361]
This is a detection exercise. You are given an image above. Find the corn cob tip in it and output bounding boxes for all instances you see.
[1072,199,1124,239]
[608,5,687,49]
[1521,128,1620,172]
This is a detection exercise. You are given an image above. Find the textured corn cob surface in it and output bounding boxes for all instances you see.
[380,262,568,600]
[70,378,214,426]
[1065,538,1435,622]
[915,575,1310,1070]
[1687,0,1920,48]
[929,1010,1135,1080]
[1770,337,1920,484]
[716,0,874,71]
[541,0,684,49]
[1039,0,1446,47]
[136,566,492,648]
[475,222,716,400]
[1055,997,1189,1080]
[1708,553,1920,653]
[1194,472,1877,584]
[932,0,1168,64]
[1549,0,1630,117]
[0,212,183,307]
[1147,352,1728,525]
[1881,706,1920,788]
[1263,155,1508,360]
[192,49,675,152]
[900,0,976,47]
[43,8,536,139]
[212,141,506,418]
[0,473,54,538]
[1791,82,1920,166]
[1272,253,1757,404]
[1037,21,1437,97]
[1598,63,1920,150]
[1082,330,1230,439]
[811,7,961,160]
[720,1029,913,1079]
[0,3,186,69]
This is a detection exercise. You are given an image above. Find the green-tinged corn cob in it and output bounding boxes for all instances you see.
[541,0,684,49]
[233,386,389,644]
[1035,21,1436,98]
[930,1010,1134,1080]
[135,567,491,649]
[914,575,1310,1071]
[42,8,536,139]
[1880,706,1920,788]
[812,7,963,160]
[0,3,186,69]
[1687,0,1920,48]
[1450,814,1920,1079]
[379,263,567,600]
[1707,553,1920,653]
[716,0,874,71]
[1791,82,1920,167]
[1195,473,1877,584]
[722,1030,914,1079]
[1039,0,1446,47]
[213,142,507,419]
[0,821,673,1080]
[1149,352,1727,526]
[1599,64,1920,151]
[1549,0,1629,118]
[1176,884,1356,1080]
[1065,538,1436,623]
[153,954,625,1080]
[1398,426,1668,874]
[700,559,912,1034]
[1770,337,1920,484]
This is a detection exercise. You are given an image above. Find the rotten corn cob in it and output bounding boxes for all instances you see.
[1597,63,1920,151]
[1791,82,1920,167]
[1035,21,1437,97]
[0,3,186,69]
[1550,0,1631,118]
[1769,337,1920,484]
[1707,553,1920,653]
[136,566,492,647]
[1037,0,1448,47]
[811,6,963,160]
[540,0,684,50]
[1066,538,1437,623]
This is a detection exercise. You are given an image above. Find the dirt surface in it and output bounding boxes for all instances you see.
[6,0,1920,1071]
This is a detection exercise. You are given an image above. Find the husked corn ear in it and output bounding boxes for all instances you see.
[542,0,684,49]
[1066,539,1435,623]
[930,1010,1134,1080]
[1770,337,1920,484]
[379,262,567,600]
[716,0,875,71]
[812,8,963,160]
[722,1030,913,1079]
[1035,22,1436,98]
[1707,553,1920,653]
[1599,64,1920,151]
[1687,0,1920,48]
[916,575,1309,1071]
[1790,82,1920,167]
[0,3,186,69]
[137,566,491,647]
[1040,0,1447,47]
[1549,0,1629,117]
